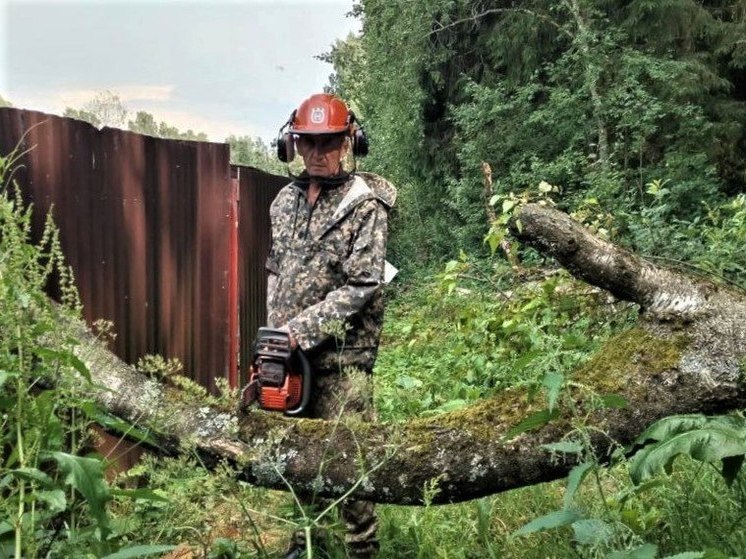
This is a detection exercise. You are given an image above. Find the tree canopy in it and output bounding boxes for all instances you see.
[324,0,746,271]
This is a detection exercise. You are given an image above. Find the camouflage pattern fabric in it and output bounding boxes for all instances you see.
[291,371,379,557]
[266,172,396,373]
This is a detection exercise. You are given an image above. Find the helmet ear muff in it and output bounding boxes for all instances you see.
[276,111,296,162]
[277,132,295,163]
[352,127,369,157]
[347,110,369,157]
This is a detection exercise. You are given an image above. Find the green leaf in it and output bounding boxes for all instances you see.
[49,451,111,534]
[661,553,705,559]
[80,402,158,447]
[396,375,423,390]
[99,545,177,559]
[487,232,500,254]
[564,463,594,509]
[444,260,459,273]
[542,373,563,412]
[111,488,170,502]
[37,489,67,513]
[502,199,516,214]
[434,399,468,413]
[67,353,92,382]
[9,467,54,487]
[512,508,583,537]
[505,409,559,440]
[0,521,12,537]
[615,478,666,506]
[572,518,613,546]
[632,414,711,446]
[608,544,658,559]
[34,347,91,382]
[629,418,746,484]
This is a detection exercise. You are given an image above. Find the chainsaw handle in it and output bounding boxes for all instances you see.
[285,347,312,416]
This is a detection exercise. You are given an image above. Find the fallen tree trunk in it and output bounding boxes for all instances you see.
[72,203,746,505]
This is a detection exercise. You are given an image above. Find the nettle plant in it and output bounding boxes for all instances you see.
[509,410,746,558]
[0,149,174,559]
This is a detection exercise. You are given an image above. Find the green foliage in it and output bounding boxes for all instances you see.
[0,148,177,558]
[49,451,113,535]
[62,89,209,141]
[318,32,367,108]
[225,134,286,175]
[376,260,635,421]
[99,545,179,559]
[629,414,746,486]
[327,0,746,273]
[128,110,208,141]
[619,192,746,289]
[504,408,746,557]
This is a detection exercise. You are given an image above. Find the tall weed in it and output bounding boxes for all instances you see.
[0,149,174,558]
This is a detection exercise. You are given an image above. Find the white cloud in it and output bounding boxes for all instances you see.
[59,85,175,105]
[5,88,258,142]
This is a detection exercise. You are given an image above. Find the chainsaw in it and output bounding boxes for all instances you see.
[240,327,311,416]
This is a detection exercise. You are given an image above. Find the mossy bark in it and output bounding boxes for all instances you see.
[69,204,746,505]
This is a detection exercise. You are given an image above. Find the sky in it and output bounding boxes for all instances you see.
[0,0,360,142]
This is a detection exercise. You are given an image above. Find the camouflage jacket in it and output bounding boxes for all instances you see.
[266,172,397,373]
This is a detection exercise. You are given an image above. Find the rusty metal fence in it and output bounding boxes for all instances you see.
[0,107,286,391]
[236,165,285,385]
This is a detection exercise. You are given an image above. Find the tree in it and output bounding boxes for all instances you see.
[127,110,159,136]
[64,89,128,128]
[0,94,13,108]
[318,32,367,110]
[59,202,746,505]
[63,107,102,128]
[225,134,286,175]
[62,93,208,141]
[127,110,209,142]
[334,0,746,269]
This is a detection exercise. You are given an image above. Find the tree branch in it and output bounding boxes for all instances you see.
[426,7,569,38]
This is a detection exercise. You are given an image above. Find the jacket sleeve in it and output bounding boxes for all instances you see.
[265,199,281,323]
[287,199,387,351]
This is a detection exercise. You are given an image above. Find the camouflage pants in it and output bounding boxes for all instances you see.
[291,369,379,558]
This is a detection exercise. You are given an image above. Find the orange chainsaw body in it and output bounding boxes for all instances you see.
[257,369,304,411]
[243,328,311,416]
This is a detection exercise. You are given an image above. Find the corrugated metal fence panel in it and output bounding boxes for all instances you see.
[236,164,287,383]
[0,107,234,391]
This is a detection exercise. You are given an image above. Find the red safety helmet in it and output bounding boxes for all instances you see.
[289,93,352,135]
[277,93,369,162]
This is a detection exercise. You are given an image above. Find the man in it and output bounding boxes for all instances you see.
[266,92,396,558]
